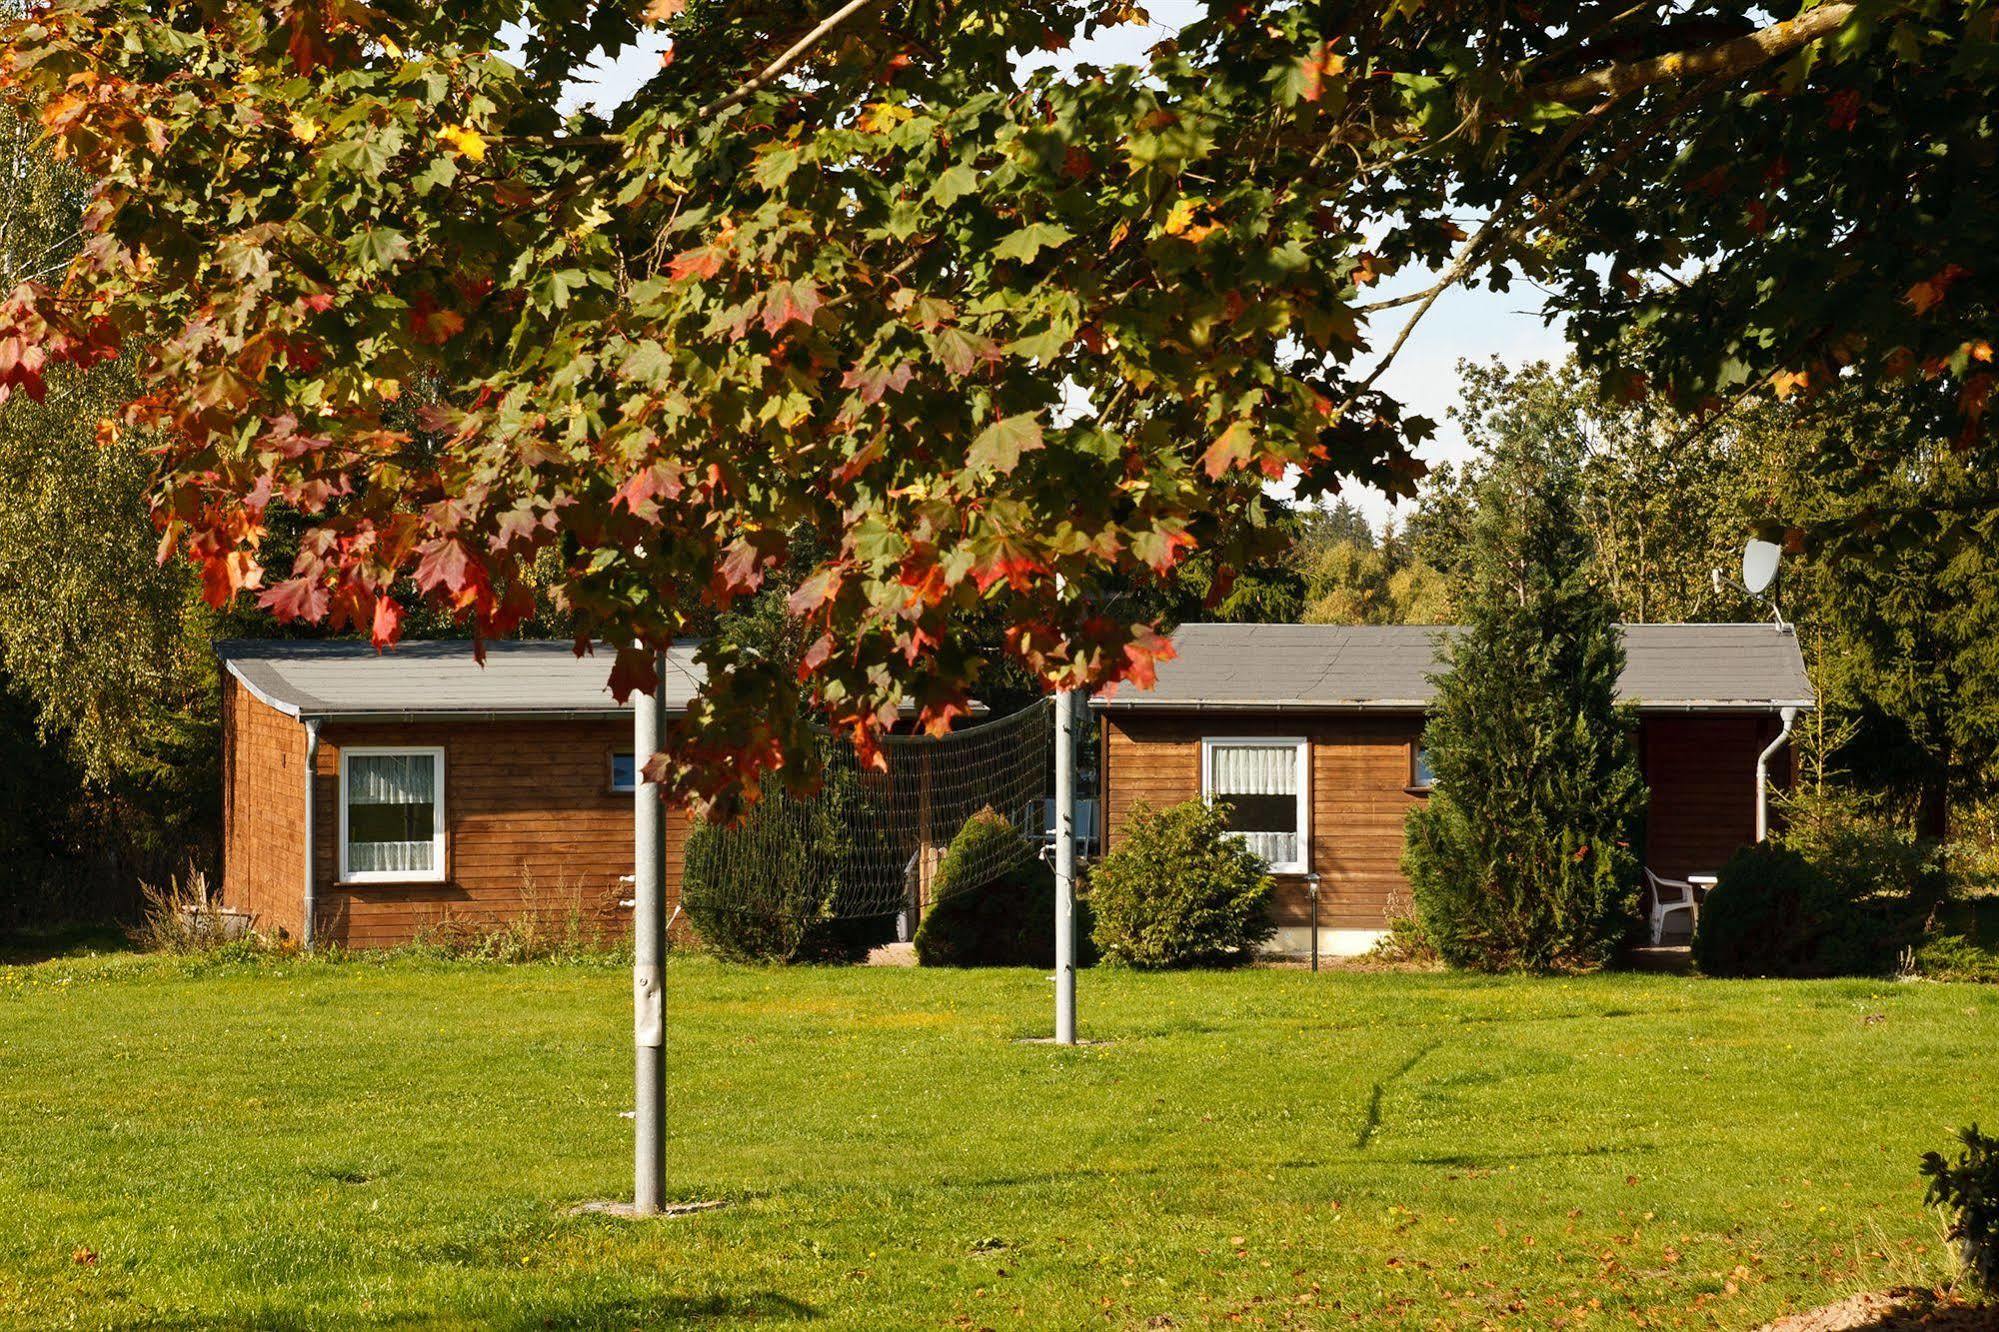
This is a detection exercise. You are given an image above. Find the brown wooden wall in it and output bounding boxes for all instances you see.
[220,678,308,938]
[1641,713,1786,881]
[1100,712,1427,931]
[1099,709,1787,933]
[222,695,685,948]
[307,719,684,949]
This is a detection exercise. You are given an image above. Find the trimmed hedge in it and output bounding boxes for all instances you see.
[914,809,1086,967]
[1087,799,1275,968]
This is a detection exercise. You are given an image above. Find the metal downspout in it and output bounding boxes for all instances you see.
[1755,706,1798,843]
[302,718,321,948]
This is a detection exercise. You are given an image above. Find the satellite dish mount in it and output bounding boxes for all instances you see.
[1713,539,1788,632]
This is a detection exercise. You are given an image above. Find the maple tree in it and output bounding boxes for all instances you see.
[0,0,1988,812]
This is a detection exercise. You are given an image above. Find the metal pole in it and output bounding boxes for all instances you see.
[301,719,321,950]
[632,646,668,1215]
[1054,686,1077,1045]
[1308,873,1320,973]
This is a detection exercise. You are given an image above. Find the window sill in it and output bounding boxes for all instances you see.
[335,875,449,888]
[1403,786,1433,797]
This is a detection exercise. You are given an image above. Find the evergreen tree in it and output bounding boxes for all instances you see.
[1401,438,1648,972]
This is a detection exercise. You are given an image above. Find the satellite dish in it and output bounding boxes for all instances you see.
[1742,540,1782,596]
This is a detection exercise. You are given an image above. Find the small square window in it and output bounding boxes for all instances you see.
[610,751,638,793]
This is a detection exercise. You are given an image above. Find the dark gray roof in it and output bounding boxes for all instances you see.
[217,639,706,721]
[1092,623,1814,713]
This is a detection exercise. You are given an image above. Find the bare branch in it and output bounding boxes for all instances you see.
[1341,105,1609,410]
[1530,3,1857,106]
[698,0,886,119]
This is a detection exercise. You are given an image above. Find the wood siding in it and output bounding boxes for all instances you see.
[1101,713,1426,930]
[1100,709,1785,933]
[220,678,308,939]
[307,719,682,949]
[1641,714,1786,881]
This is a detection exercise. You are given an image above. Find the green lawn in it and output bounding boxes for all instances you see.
[1,950,1994,1329]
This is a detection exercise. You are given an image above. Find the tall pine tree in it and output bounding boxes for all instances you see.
[1402,439,1647,972]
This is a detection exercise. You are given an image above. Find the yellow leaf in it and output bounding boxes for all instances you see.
[380,35,403,60]
[643,0,686,20]
[1162,197,1199,236]
[1770,368,1809,399]
[289,114,320,144]
[858,101,913,133]
[439,125,487,163]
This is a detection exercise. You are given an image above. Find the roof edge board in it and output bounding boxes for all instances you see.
[223,659,304,719]
[1090,697,1816,713]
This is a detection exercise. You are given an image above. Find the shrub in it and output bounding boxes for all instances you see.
[1696,790,1939,978]
[914,809,1088,967]
[1693,841,1910,978]
[1087,799,1275,968]
[1781,786,1946,909]
[1922,1125,1999,1297]
[1904,933,1999,984]
[681,766,892,963]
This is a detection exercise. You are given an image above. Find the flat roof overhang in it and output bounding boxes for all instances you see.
[1089,698,1817,714]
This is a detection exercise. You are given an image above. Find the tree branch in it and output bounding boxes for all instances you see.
[1342,104,1608,408]
[697,0,886,119]
[1530,3,1857,106]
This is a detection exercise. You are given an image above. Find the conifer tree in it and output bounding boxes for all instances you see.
[1402,440,1647,972]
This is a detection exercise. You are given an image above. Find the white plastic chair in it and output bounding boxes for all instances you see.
[1644,868,1697,945]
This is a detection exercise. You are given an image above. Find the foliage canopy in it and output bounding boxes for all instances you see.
[0,0,1990,809]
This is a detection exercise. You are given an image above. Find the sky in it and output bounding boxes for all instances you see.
[562,3,1575,530]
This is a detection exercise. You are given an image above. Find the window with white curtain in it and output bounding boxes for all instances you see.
[339,748,446,882]
[1201,737,1309,874]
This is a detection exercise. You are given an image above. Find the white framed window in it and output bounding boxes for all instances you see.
[1201,737,1310,874]
[338,747,446,883]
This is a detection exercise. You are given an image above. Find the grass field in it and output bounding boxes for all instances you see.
[1,947,1995,1329]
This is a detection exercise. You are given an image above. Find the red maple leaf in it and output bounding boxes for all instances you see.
[607,644,658,702]
[668,245,725,282]
[371,594,405,647]
[259,575,329,623]
[413,537,473,596]
[760,278,823,334]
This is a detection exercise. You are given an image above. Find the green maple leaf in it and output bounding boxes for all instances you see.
[967,413,1043,475]
[992,222,1074,264]
[346,227,410,271]
[931,163,978,207]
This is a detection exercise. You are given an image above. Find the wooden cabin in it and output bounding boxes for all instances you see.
[217,640,704,948]
[1091,623,1815,958]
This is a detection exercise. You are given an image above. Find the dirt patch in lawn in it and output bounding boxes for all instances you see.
[1760,1288,1998,1331]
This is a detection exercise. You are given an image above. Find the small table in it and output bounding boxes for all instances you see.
[1686,874,1718,933]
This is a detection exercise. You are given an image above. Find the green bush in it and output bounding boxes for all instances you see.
[681,767,892,963]
[1780,786,1946,909]
[1922,1125,1999,1296]
[1696,790,1940,978]
[1905,932,1999,984]
[914,809,1089,968]
[1087,799,1275,969]
[1693,841,1906,978]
